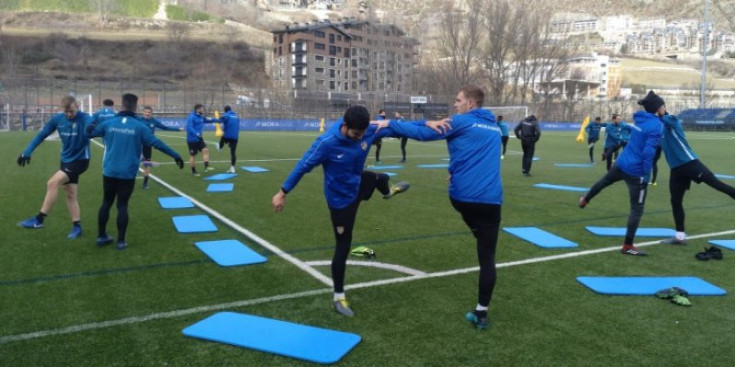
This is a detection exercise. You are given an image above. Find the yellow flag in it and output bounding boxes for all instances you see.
[576,116,590,143]
[213,110,224,137]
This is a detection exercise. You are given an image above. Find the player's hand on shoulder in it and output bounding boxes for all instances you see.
[426,118,452,134]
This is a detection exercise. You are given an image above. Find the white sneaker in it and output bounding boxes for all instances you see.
[227,167,236,173]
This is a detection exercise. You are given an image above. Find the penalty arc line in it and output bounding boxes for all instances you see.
[2,228,734,344]
[88,139,333,287]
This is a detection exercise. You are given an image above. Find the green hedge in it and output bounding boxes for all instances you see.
[165,4,211,22]
[0,0,159,18]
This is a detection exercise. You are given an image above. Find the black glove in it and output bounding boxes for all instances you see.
[17,154,30,167]
[175,157,184,169]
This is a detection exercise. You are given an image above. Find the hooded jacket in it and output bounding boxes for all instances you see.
[660,114,698,169]
[514,116,541,143]
[219,110,241,140]
[615,111,663,180]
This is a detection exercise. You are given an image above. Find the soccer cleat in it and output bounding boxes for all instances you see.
[67,226,82,239]
[18,216,44,229]
[332,298,354,317]
[96,235,114,247]
[192,172,201,177]
[655,287,689,299]
[383,181,410,199]
[350,246,376,258]
[142,182,149,189]
[465,311,488,330]
[660,237,686,245]
[399,159,406,163]
[621,245,647,256]
[116,241,127,251]
[205,166,215,172]
[695,246,722,261]
[578,196,588,209]
[227,167,236,173]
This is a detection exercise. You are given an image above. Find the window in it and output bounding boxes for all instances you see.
[351,59,357,67]
[344,48,350,57]
[278,34,283,43]
[315,55,324,62]
[329,46,337,56]
[337,47,342,53]
[315,67,324,73]
[330,81,336,90]
[352,70,358,78]
[330,57,336,66]
[314,30,325,38]
[330,69,336,78]
[344,82,349,90]
[337,35,342,42]
[314,43,325,50]
[329,34,335,43]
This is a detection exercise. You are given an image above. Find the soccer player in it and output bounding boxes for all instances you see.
[17,96,93,239]
[650,146,663,186]
[376,84,502,330]
[497,115,509,159]
[393,111,410,163]
[217,105,241,173]
[87,94,184,250]
[514,115,541,176]
[579,92,663,256]
[373,109,386,163]
[139,106,184,189]
[186,104,217,176]
[601,114,630,171]
[93,99,116,124]
[656,95,735,245]
[272,106,409,317]
[585,117,605,164]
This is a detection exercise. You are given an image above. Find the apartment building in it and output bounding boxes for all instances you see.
[566,53,622,99]
[270,19,417,93]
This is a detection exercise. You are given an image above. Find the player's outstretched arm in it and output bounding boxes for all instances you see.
[272,189,287,213]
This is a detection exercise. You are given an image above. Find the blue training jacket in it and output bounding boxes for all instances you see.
[92,107,116,124]
[219,110,240,140]
[603,122,630,148]
[185,111,216,143]
[585,122,606,140]
[660,114,698,169]
[281,118,397,209]
[88,111,181,180]
[139,117,180,134]
[615,111,663,180]
[22,112,93,162]
[498,121,509,137]
[389,108,503,205]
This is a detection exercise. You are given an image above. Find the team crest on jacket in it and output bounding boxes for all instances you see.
[361,142,368,150]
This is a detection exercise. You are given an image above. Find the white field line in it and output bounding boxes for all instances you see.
[3,228,734,344]
[88,139,333,287]
[305,260,427,276]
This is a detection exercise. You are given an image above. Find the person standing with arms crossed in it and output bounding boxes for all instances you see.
[87,94,184,250]
[376,84,502,330]
[17,96,93,239]
[514,115,541,176]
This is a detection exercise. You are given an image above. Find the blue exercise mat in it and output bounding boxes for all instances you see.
[194,240,267,267]
[554,163,594,168]
[183,312,361,364]
[503,227,578,248]
[715,174,735,180]
[367,165,403,170]
[207,183,234,193]
[204,173,238,181]
[241,166,269,173]
[172,215,218,233]
[158,197,195,209]
[577,276,726,296]
[708,240,735,251]
[534,183,589,192]
[585,226,675,237]
[417,164,449,169]
[385,172,398,177]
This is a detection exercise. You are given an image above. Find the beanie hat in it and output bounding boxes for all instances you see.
[638,90,665,113]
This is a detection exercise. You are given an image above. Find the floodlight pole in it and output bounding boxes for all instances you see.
[700,0,710,109]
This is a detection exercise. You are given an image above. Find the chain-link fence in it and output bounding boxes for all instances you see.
[1,77,733,131]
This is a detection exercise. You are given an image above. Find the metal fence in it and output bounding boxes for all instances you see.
[1,77,733,131]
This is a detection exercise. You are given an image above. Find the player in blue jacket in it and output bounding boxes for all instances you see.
[92,99,116,124]
[139,106,184,189]
[377,85,502,330]
[579,92,664,256]
[217,105,241,173]
[17,96,93,239]
[186,104,217,176]
[585,117,605,164]
[602,114,631,171]
[373,109,386,163]
[87,94,183,250]
[658,104,735,245]
[272,106,409,317]
[497,115,509,159]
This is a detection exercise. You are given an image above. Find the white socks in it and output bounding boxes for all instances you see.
[333,292,346,301]
[475,304,488,312]
[675,231,687,241]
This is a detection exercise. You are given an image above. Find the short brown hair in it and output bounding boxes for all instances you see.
[459,84,484,107]
[61,96,76,110]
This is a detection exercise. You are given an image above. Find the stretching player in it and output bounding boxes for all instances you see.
[601,114,630,171]
[217,105,241,173]
[373,109,386,163]
[88,94,183,250]
[272,106,409,317]
[17,96,93,239]
[186,104,217,176]
[93,99,116,124]
[139,106,184,189]
[497,115,509,159]
[579,92,663,256]
[585,117,605,164]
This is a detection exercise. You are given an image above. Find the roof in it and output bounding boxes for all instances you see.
[271,22,352,39]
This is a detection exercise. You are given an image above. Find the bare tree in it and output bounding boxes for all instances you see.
[89,0,119,28]
[481,0,518,105]
[167,22,191,46]
[436,0,483,93]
